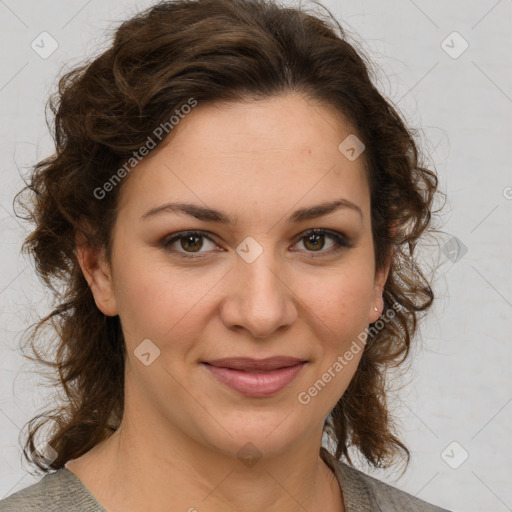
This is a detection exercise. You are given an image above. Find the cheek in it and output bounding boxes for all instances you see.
[112,251,220,347]
[296,273,371,411]
[295,264,374,339]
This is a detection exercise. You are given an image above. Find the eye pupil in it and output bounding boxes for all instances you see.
[304,233,324,251]
[181,235,203,252]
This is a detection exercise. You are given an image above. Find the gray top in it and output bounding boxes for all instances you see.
[0,450,451,511]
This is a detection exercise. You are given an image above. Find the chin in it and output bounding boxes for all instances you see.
[197,412,310,461]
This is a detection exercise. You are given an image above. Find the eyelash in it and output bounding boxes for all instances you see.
[161,228,354,260]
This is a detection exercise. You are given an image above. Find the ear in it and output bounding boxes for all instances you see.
[368,253,392,323]
[368,224,396,323]
[75,233,118,317]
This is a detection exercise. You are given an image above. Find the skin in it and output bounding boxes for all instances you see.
[67,92,391,512]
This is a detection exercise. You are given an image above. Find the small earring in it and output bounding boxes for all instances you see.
[374,306,378,311]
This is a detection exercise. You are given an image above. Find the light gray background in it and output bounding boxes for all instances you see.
[1,1,511,511]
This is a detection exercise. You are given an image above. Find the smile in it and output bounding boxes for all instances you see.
[201,361,307,398]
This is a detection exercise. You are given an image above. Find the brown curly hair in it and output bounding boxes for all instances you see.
[14,0,443,476]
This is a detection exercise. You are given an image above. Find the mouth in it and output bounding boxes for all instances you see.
[200,356,308,398]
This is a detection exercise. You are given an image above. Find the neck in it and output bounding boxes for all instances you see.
[65,407,344,512]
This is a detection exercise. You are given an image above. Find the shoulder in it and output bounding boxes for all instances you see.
[340,461,451,511]
[322,449,452,512]
[0,468,105,512]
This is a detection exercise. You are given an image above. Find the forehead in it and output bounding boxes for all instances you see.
[116,93,370,223]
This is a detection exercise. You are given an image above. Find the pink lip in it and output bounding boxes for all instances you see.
[201,357,307,398]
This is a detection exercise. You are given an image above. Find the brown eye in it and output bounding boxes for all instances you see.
[294,229,353,257]
[162,231,218,258]
[179,234,204,252]
[302,232,327,251]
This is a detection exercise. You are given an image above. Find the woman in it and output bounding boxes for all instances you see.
[0,0,450,510]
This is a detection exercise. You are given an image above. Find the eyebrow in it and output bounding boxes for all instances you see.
[140,198,363,224]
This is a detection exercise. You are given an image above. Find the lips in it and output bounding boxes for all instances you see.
[201,356,307,398]
[203,356,306,372]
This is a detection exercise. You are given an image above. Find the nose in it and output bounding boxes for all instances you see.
[219,250,298,339]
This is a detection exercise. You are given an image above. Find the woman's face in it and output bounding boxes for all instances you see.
[85,92,389,459]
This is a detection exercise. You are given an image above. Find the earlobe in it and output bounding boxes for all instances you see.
[76,242,118,317]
